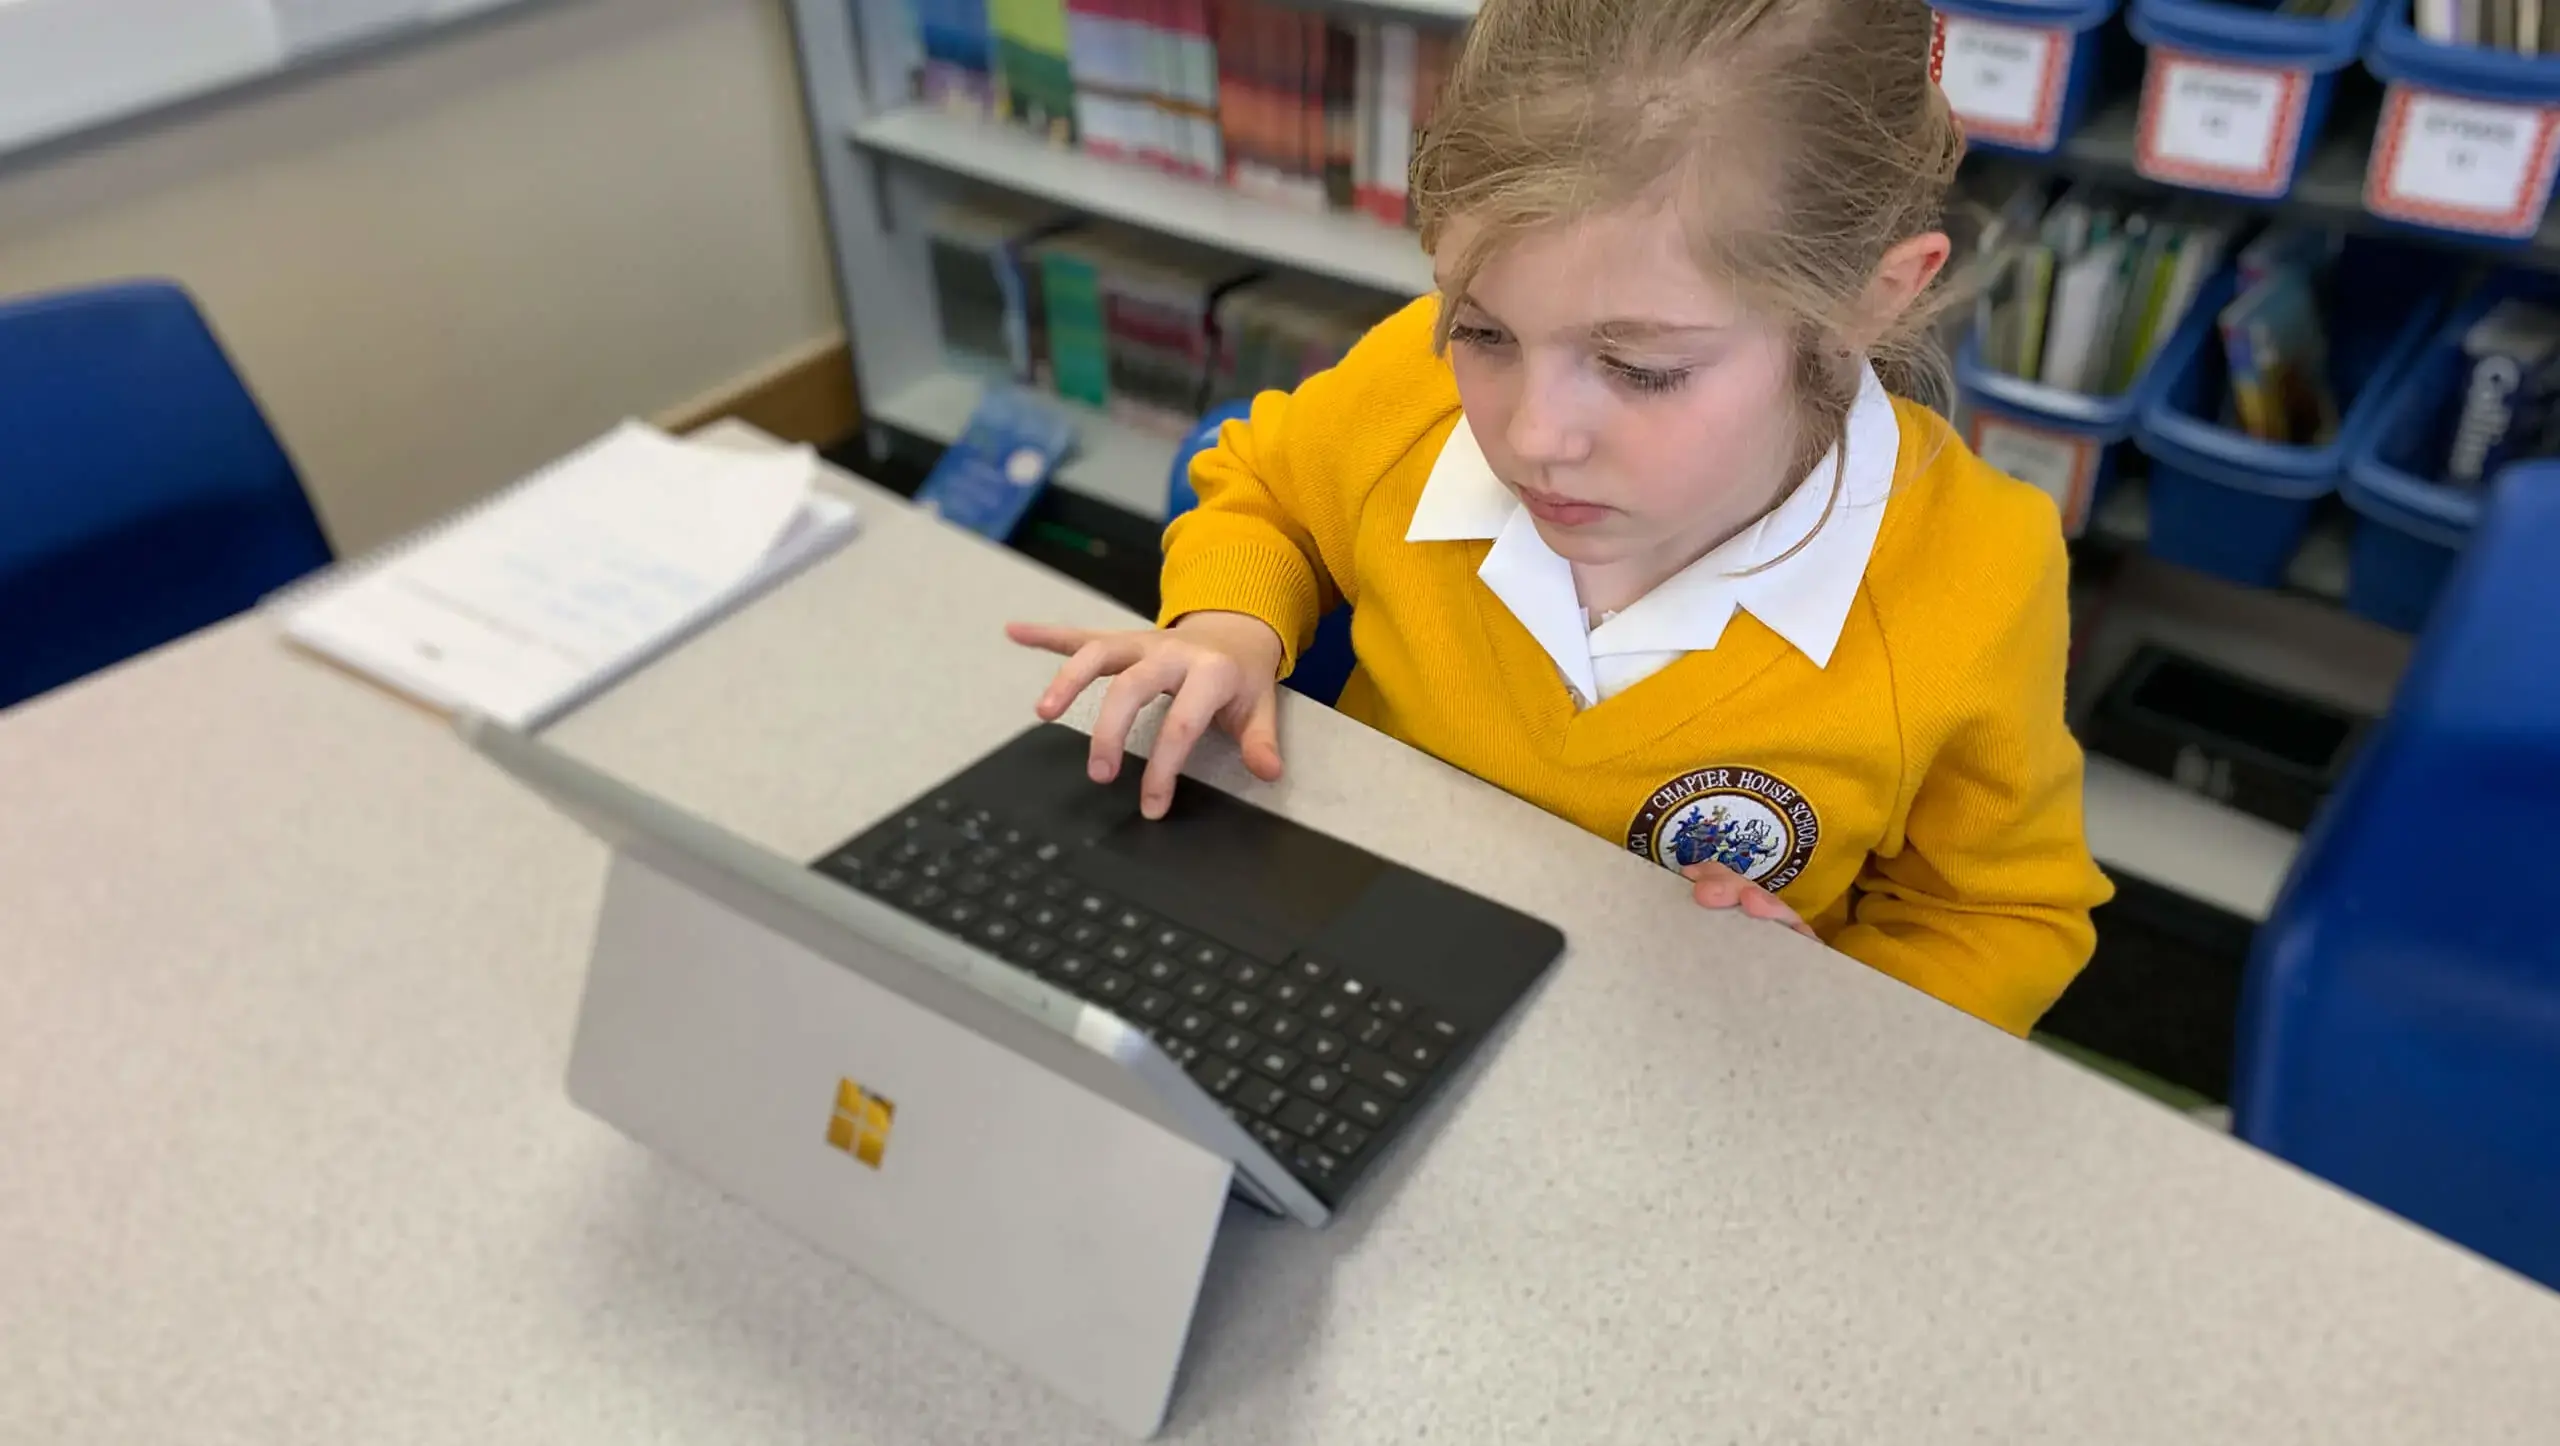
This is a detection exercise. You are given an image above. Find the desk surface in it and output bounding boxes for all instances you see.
[5,424,2555,1444]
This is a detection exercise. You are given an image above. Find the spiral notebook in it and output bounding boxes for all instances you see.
[281,420,857,729]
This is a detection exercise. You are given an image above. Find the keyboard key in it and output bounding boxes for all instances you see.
[915,859,953,883]
[1336,976,1369,1001]
[1092,970,1135,1001]
[1025,903,1068,932]
[1040,875,1078,900]
[1345,1050,1417,1097]
[1263,1012,1306,1044]
[1232,1076,1288,1117]
[1074,890,1113,918]
[996,825,1034,851]
[1002,859,1044,885]
[1131,988,1176,1022]
[975,916,1018,949]
[1172,1006,1217,1039]
[1423,1015,1463,1045]
[868,867,909,896]
[1291,956,1334,983]
[1032,841,1065,864]
[964,844,1004,870]
[1321,1119,1370,1158]
[1191,1057,1246,1097]
[1306,1031,1348,1064]
[1103,938,1146,968]
[1354,1013,1395,1048]
[1110,906,1153,936]
[992,888,1031,915]
[1339,1085,1391,1128]
[1296,1066,1344,1101]
[1310,997,1351,1027]
[1270,978,1310,1008]
[1298,1147,1344,1182]
[1224,958,1269,990]
[1052,953,1095,983]
[1140,955,1183,986]
[1251,1044,1302,1083]
[1063,920,1106,948]
[1177,973,1223,1006]
[1167,1039,1202,1066]
[1273,1097,1333,1139]
[1147,924,1190,954]
[889,837,929,864]
[1184,942,1229,972]
[1251,1121,1294,1155]
[1006,935,1057,968]
[1372,993,1412,1022]
[1211,1025,1256,1060]
[1389,1034,1443,1071]
[1218,995,1261,1026]
[903,882,948,912]
[937,899,981,929]
[926,797,958,817]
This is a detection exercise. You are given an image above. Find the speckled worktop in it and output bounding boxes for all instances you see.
[4,424,2554,1445]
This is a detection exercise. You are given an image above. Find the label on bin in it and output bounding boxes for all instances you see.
[1938,18,2071,150]
[2135,51,2308,197]
[1971,415,2098,538]
[2365,85,2560,240]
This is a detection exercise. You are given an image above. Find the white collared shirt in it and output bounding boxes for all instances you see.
[1403,365,1903,708]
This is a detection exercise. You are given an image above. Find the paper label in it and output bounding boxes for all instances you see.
[2365,85,2560,239]
[1973,416,2098,537]
[2136,53,2308,197]
[1939,18,2069,149]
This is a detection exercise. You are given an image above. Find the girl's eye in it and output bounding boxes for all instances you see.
[1449,321,1512,350]
[1601,356,1692,395]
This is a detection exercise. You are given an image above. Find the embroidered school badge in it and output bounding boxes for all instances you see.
[1626,766,1822,891]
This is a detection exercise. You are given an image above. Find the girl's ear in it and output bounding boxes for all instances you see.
[1853,231,1953,346]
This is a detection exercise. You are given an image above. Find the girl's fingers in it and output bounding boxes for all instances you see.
[1689,863,1818,940]
[1088,654,1188,781]
[1235,689,1284,783]
[1035,635,1147,720]
[1006,621,1096,657]
[1141,670,1235,818]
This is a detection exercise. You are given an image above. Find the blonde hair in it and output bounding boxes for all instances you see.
[1412,0,1965,545]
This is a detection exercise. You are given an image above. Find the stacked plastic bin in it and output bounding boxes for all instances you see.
[2363,5,2560,242]
[2131,242,2443,589]
[2339,280,2556,630]
[2126,0,2385,197]
[1931,0,2120,154]
[1954,258,2227,539]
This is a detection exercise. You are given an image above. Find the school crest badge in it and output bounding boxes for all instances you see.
[1626,765,1821,891]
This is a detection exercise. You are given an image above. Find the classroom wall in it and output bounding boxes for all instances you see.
[0,0,842,555]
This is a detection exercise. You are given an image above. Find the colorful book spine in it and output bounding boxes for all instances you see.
[992,0,1078,144]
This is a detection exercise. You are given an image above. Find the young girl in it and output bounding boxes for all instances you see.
[1007,0,2113,1036]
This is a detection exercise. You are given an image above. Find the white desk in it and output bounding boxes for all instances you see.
[5,424,2555,1444]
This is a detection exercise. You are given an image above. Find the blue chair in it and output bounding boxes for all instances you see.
[0,281,332,710]
[2233,461,2560,1290]
[1167,401,1357,706]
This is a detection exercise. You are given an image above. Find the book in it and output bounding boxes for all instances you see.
[2445,297,2560,487]
[283,422,855,730]
[2041,236,2130,393]
[910,0,998,114]
[991,0,1078,143]
[2219,265,2339,445]
[1208,271,1398,408]
[1032,224,1259,422]
[1358,21,1419,224]
[927,196,1077,385]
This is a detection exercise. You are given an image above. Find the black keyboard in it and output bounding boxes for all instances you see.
[813,793,1461,1199]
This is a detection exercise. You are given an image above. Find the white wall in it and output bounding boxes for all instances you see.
[0,0,842,554]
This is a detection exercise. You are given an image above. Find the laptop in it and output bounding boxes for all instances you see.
[804,722,1566,1211]
[472,715,1563,1222]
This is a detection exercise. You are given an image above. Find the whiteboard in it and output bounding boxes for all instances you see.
[0,0,540,162]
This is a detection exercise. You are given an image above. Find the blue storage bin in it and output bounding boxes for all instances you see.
[1931,0,2119,154]
[2362,4,2560,241]
[2127,0,2385,197]
[2132,245,2443,588]
[2336,278,2558,629]
[1956,258,2222,538]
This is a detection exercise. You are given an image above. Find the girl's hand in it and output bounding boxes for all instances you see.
[1682,860,1819,942]
[1004,611,1286,820]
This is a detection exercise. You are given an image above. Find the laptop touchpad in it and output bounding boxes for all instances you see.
[1085,799,1381,943]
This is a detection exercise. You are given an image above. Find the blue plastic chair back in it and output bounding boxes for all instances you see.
[1168,402,1356,706]
[1,281,331,709]
[2232,461,2560,1289]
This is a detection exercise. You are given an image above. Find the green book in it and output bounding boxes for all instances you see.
[990,0,1077,143]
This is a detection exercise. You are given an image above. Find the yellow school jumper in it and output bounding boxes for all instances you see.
[1161,297,2113,1036]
